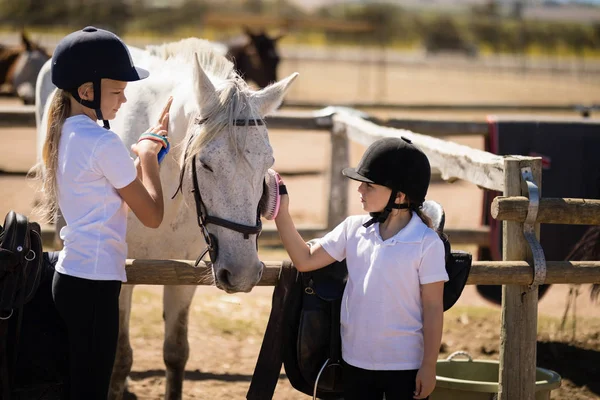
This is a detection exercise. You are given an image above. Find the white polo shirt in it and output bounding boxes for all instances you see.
[319,212,448,371]
[54,115,137,282]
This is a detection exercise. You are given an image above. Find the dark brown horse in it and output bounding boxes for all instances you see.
[0,31,50,105]
[225,27,284,88]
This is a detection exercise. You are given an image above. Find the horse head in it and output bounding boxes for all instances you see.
[11,31,50,105]
[176,51,297,292]
[109,43,297,294]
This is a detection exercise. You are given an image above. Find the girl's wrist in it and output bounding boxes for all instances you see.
[138,149,159,160]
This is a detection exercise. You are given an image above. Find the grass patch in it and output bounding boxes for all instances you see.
[130,286,165,339]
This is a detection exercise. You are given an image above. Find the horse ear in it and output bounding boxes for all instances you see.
[252,72,298,116]
[193,52,218,108]
[21,30,33,51]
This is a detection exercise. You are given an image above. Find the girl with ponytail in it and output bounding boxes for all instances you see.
[30,26,173,400]
[275,136,448,400]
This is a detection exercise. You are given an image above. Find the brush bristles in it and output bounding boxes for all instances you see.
[260,169,281,220]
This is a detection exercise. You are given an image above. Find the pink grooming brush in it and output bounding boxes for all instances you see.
[260,169,286,220]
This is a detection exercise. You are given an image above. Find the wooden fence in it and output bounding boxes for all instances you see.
[3,106,600,399]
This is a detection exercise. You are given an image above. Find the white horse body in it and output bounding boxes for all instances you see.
[36,40,298,399]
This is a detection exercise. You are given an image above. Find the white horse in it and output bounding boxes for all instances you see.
[36,39,298,399]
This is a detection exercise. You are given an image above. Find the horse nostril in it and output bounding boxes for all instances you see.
[217,269,232,288]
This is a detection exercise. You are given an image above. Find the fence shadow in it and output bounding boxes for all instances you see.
[128,369,287,383]
[537,341,600,396]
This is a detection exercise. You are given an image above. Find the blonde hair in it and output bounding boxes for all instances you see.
[29,89,71,222]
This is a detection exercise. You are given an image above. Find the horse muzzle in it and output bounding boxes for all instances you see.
[213,259,264,294]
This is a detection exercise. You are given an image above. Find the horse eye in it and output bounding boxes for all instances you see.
[200,162,213,172]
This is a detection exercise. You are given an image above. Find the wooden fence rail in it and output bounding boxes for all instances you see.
[123,259,600,286]
[333,112,506,191]
[492,197,600,225]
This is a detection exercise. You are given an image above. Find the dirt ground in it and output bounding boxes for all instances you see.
[1,57,600,399]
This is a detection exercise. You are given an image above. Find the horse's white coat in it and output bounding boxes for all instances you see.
[35,40,298,400]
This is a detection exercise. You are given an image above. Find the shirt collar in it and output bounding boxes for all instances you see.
[362,212,428,244]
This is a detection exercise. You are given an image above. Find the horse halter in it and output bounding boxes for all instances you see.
[189,117,266,266]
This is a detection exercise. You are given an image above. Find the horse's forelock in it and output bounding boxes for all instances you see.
[183,78,260,166]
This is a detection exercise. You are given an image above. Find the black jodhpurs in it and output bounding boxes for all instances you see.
[342,360,426,400]
[52,270,121,400]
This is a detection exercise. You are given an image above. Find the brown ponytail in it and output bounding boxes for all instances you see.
[29,89,71,222]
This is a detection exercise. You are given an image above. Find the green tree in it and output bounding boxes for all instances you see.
[317,3,412,46]
[133,0,208,35]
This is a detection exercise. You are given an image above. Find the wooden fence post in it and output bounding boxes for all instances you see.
[327,121,349,231]
[499,156,542,400]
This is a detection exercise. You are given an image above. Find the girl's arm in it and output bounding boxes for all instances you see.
[275,193,336,272]
[134,157,142,181]
[117,97,172,229]
[119,151,164,228]
[414,281,444,399]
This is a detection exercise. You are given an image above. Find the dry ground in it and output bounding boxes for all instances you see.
[1,58,600,399]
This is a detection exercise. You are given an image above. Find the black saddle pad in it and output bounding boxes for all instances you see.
[8,251,68,399]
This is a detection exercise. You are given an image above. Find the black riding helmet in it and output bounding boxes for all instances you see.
[51,26,149,129]
[342,137,431,227]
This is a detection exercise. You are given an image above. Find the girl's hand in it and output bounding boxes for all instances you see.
[414,364,436,399]
[275,176,289,220]
[132,97,173,158]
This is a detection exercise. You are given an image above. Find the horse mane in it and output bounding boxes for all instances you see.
[566,226,600,302]
[146,37,228,64]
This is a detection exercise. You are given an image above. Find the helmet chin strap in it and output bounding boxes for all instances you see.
[363,190,409,228]
[67,80,110,129]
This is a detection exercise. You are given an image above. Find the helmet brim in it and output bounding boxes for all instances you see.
[130,66,150,81]
[114,66,149,82]
[342,168,374,184]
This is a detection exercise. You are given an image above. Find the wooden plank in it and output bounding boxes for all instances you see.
[499,157,541,400]
[283,100,590,113]
[466,261,600,285]
[265,110,333,130]
[333,113,505,191]
[0,105,36,127]
[121,259,600,286]
[125,259,284,286]
[385,119,487,137]
[445,226,491,247]
[327,122,350,230]
[492,197,600,225]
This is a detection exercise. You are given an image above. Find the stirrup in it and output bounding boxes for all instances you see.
[313,358,341,400]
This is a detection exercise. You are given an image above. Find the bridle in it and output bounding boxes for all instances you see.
[178,117,266,266]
